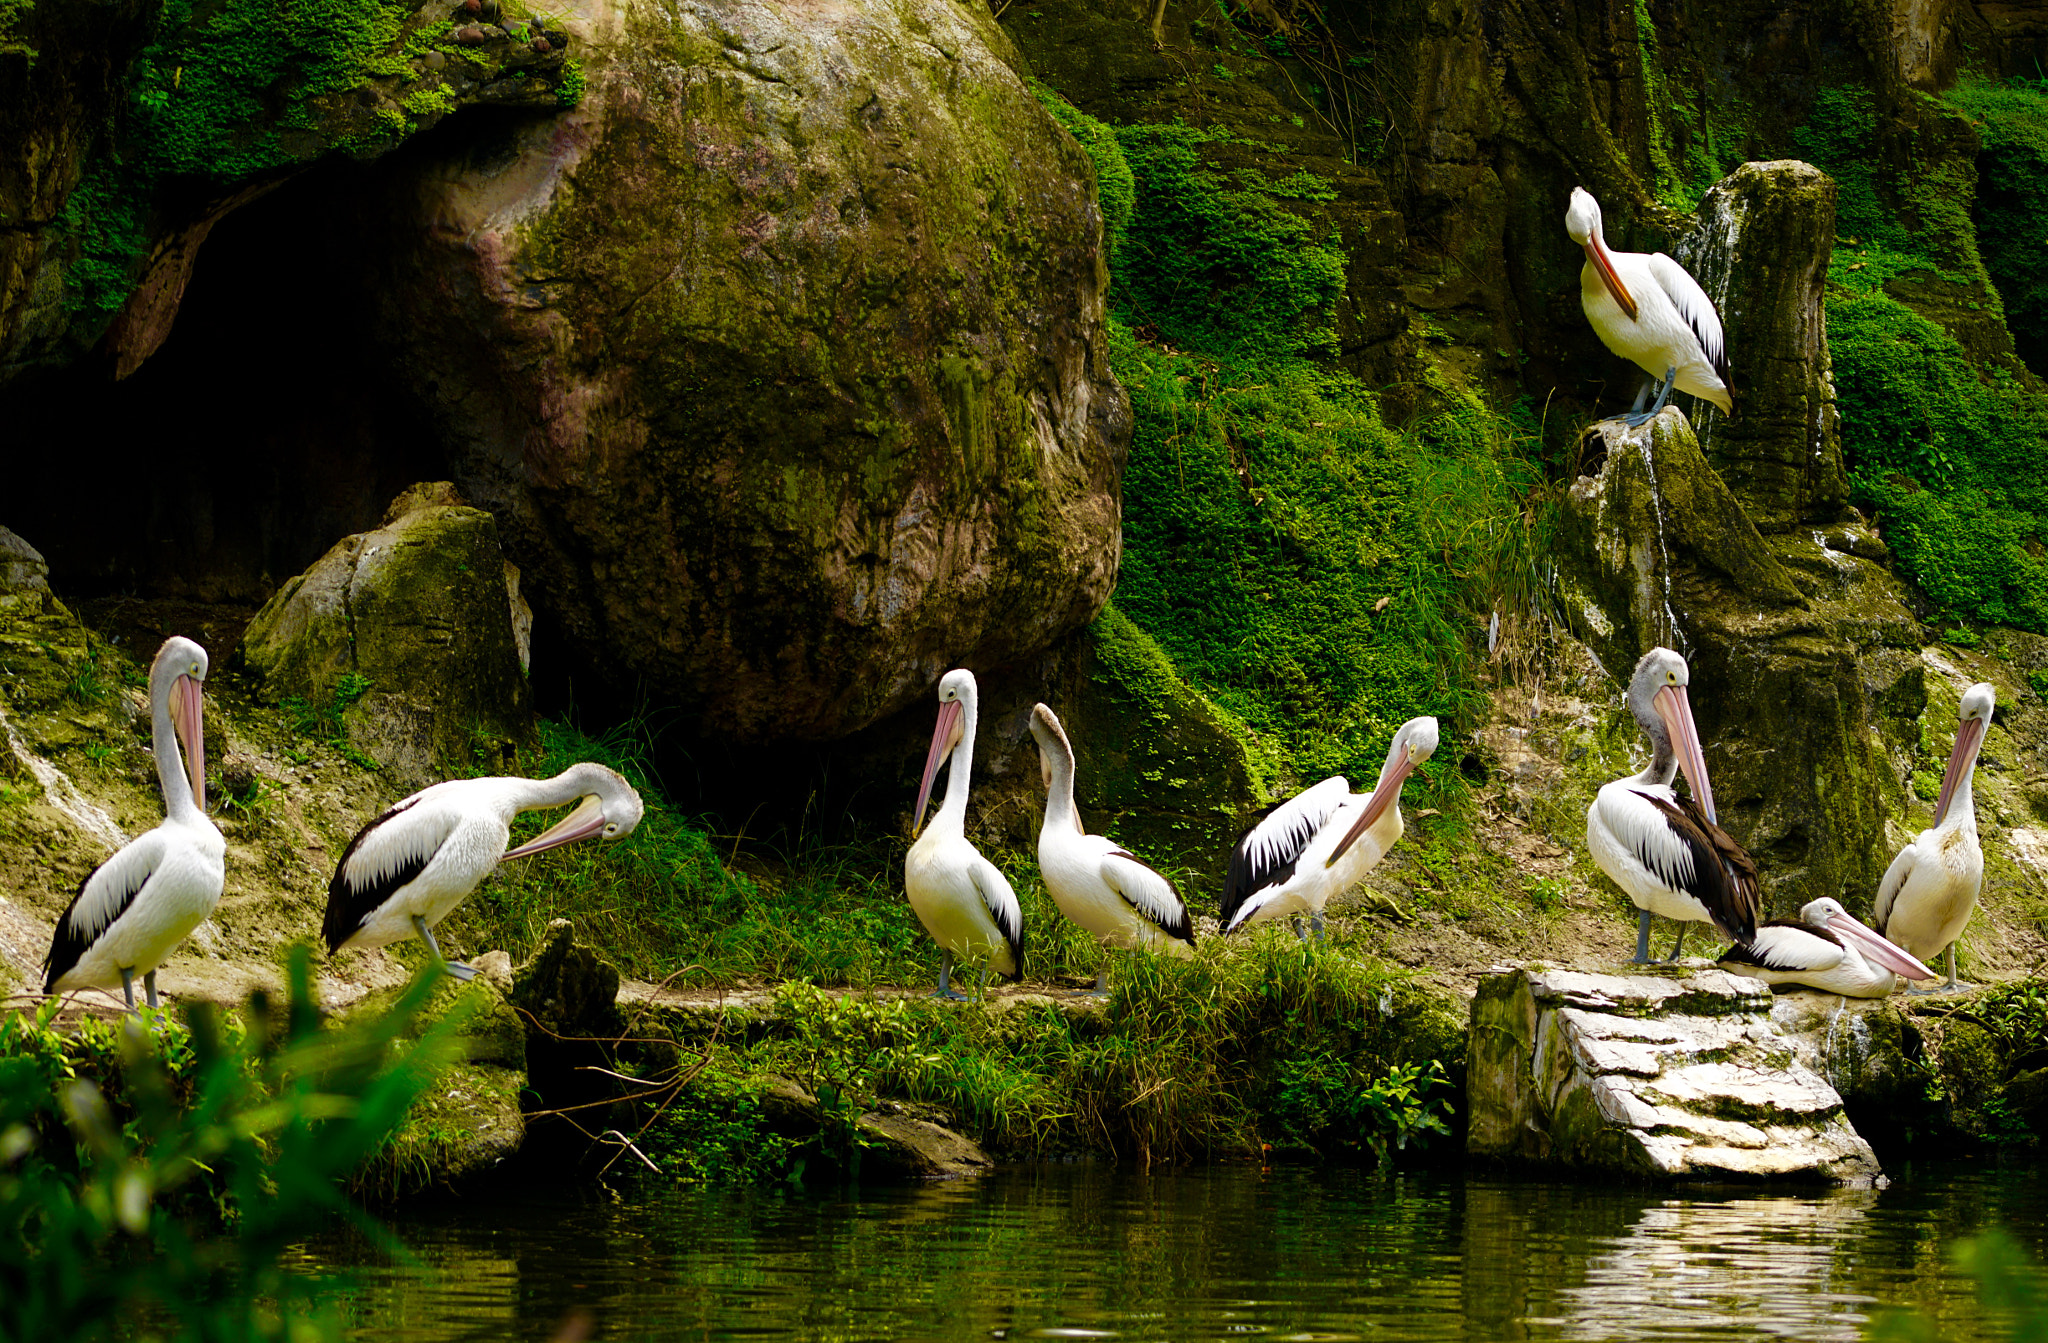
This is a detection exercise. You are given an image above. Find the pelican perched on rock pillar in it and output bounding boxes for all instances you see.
[1874,682,1994,992]
[1565,187,1733,426]
[1587,648,1759,962]
[1719,897,1934,997]
[1220,717,1438,938]
[45,636,225,1011]
[1029,703,1194,991]
[324,762,643,979]
[905,669,1024,1000]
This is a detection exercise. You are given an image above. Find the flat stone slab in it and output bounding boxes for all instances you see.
[1470,965,1882,1184]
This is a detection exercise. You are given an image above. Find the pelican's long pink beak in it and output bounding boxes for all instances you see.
[912,699,964,838]
[1585,236,1639,322]
[503,795,607,860]
[1932,716,1986,826]
[1653,683,1717,824]
[169,673,206,811]
[1326,752,1417,868]
[1829,910,1937,982]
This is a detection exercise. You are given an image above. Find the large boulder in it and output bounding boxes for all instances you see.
[1468,966,1883,1183]
[363,0,1128,743]
[238,484,534,786]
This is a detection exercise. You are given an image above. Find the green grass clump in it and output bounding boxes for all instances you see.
[1829,287,2048,627]
[643,936,1458,1179]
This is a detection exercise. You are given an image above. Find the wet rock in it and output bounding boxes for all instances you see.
[855,1111,995,1179]
[369,0,1127,744]
[1675,162,1850,532]
[1468,966,1883,1183]
[237,484,533,786]
[1559,410,1921,914]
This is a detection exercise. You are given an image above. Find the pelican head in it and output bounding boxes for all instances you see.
[152,636,209,811]
[502,763,644,859]
[1629,647,1719,823]
[1326,715,1440,866]
[1933,682,1996,826]
[1566,186,1638,321]
[1799,897,1937,981]
[1028,703,1074,791]
[913,669,977,837]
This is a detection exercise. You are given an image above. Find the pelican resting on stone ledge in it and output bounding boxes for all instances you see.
[1719,897,1934,997]
[1565,187,1733,426]
[323,762,644,979]
[1586,647,1759,962]
[1220,717,1439,939]
[45,636,225,1011]
[905,668,1024,1000]
[1874,681,1994,993]
[1029,702,1194,992]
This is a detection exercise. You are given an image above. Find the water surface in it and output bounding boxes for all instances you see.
[311,1158,2048,1341]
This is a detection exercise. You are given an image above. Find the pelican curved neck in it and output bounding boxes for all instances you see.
[1935,758,1979,831]
[153,678,201,823]
[1633,710,1678,788]
[934,695,979,833]
[1041,734,1078,832]
[502,765,607,816]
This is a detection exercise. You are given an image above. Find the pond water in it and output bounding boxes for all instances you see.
[308,1157,2048,1342]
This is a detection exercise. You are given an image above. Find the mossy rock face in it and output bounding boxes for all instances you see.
[366,0,1127,745]
[238,488,533,786]
[1559,410,1921,915]
[1675,161,1849,531]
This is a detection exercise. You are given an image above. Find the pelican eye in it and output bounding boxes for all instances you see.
[604,823,620,836]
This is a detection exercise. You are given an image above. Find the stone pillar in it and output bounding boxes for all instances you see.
[1674,161,1850,532]
[1468,966,1883,1183]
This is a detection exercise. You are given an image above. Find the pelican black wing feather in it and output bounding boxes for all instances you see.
[1109,849,1196,947]
[321,797,432,953]
[1221,777,1350,927]
[1638,792,1760,943]
[44,861,149,992]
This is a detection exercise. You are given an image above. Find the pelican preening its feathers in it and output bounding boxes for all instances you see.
[1719,897,1934,998]
[1587,648,1759,963]
[1874,682,1994,993]
[1029,703,1194,991]
[1220,717,1438,939]
[1565,187,1733,426]
[44,636,225,1011]
[905,669,1024,1000]
[323,762,644,980]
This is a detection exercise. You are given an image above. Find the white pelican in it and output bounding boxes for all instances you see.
[905,669,1024,1000]
[1028,703,1194,990]
[44,636,224,1011]
[1719,897,1934,997]
[1587,647,1759,962]
[323,762,644,979]
[1219,717,1438,938]
[1874,682,1994,992]
[1565,187,1733,426]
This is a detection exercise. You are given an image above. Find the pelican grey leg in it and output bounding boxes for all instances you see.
[932,951,968,1002]
[1619,366,1679,428]
[1666,922,1687,962]
[1289,916,1307,941]
[1308,913,1326,942]
[1629,379,1652,414]
[413,914,478,982]
[119,966,136,1011]
[1089,968,1110,997]
[1630,910,1653,964]
[144,971,159,1010]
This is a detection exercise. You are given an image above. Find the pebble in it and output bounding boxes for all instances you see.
[454,24,487,44]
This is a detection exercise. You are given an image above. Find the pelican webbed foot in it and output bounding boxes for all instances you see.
[444,961,479,982]
[1616,366,1679,429]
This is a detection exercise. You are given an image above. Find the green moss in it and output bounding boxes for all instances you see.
[556,57,586,109]
[1029,80,1132,265]
[1948,76,2048,374]
[1111,123,1345,358]
[1830,287,2048,626]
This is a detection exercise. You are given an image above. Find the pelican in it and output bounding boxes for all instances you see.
[323,762,644,979]
[1028,703,1194,990]
[44,636,224,1011]
[905,669,1024,1000]
[1565,187,1732,426]
[1587,647,1759,962]
[1719,897,1934,997]
[1220,717,1438,938]
[1874,682,1994,992]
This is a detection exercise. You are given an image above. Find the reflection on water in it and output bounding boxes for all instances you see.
[308,1159,2046,1342]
